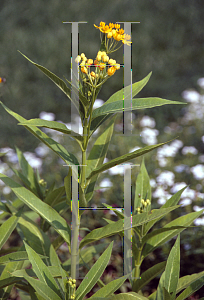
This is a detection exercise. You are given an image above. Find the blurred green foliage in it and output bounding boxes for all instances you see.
[0,0,204,150]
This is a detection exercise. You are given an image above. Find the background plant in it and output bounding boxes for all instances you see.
[0,18,204,300]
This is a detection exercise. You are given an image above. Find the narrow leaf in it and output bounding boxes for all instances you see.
[0,101,79,168]
[24,242,60,296]
[164,235,180,298]
[0,174,71,247]
[0,215,18,250]
[132,261,166,292]
[75,242,113,300]
[87,140,176,180]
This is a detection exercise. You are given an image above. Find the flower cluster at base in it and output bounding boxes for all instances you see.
[136,199,151,214]
[67,277,76,299]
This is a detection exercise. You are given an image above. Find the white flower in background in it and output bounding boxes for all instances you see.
[182,146,198,155]
[170,182,187,193]
[99,178,113,191]
[39,111,55,121]
[197,77,204,89]
[191,164,204,180]
[157,140,183,167]
[153,186,167,198]
[182,90,200,103]
[23,152,42,169]
[156,171,175,187]
[0,147,18,164]
[179,198,192,206]
[193,205,204,212]
[140,128,159,145]
[174,164,188,173]
[2,186,11,195]
[150,178,157,188]
[65,116,83,135]
[202,136,204,143]
[108,165,124,175]
[194,217,204,226]
[35,144,50,157]
[93,99,104,109]
[140,116,156,128]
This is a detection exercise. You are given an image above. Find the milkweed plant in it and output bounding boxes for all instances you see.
[0,21,204,300]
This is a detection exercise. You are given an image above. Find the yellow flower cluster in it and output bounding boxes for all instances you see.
[94,22,131,47]
[75,51,120,80]
[136,199,151,214]
[67,278,76,299]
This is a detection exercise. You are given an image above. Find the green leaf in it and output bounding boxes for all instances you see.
[85,116,116,201]
[24,242,60,296]
[134,157,151,214]
[144,186,188,234]
[0,258,24,299]
[86,140,175,180]
[18,51,79,111]
[18,119,83,145]
[176,273,204,300]
[132,261,166,292]
[155,271,165,300]
[89,275,129,298]
[142,210,204,258]
[79,206,179,249]
[86,116,116,179]
[89,72,152,136]
[0,251,47,264]
[102,203,124,219]
[21,270,62,300]
[0,215,18,250]
[15,147,43,197]
[0,174,71,247]
[164,235,180,299]
[75,242,113,300]
[0,101,80,168]
[142,226,191,246]
[92,97,184,120]
[105,292,149,299]
[176,271,204,294]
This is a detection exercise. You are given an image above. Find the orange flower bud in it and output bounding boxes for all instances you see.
[107,66,116,76]
[99,63,106,70]
[114,63,120,70]
[81,67,88,74]
[86,59,93,66]
[114,24,120,29]
[90,71,96,78]
[115,34,122,41]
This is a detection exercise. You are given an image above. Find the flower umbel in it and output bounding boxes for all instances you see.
[94,21,132,54]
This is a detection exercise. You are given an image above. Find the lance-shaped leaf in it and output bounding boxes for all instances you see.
[85,116,116,201]
[176,271,204,294]
[18,119,84,145]
[89,72,152,136]
[142,210,204,258]
[15,147,43,197]
[0,174,71,247]
[75,242,113,300]
[134,157,151,214]
[91,97,184,120]
[132,261,166,292]
[105,292,149,299]
[79,206,179,249]
[18,270,62,300]
[0,258,24,300]
[164,235,180,299]
[86,139,175,180]
[0,215,19,250]
[144,186,188,234]
[0,251,47,264]
[89,275,129,299]
[0,101,79,169]
[176,273,204,300]
[18,51,79,111]
[24,242,61,297]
